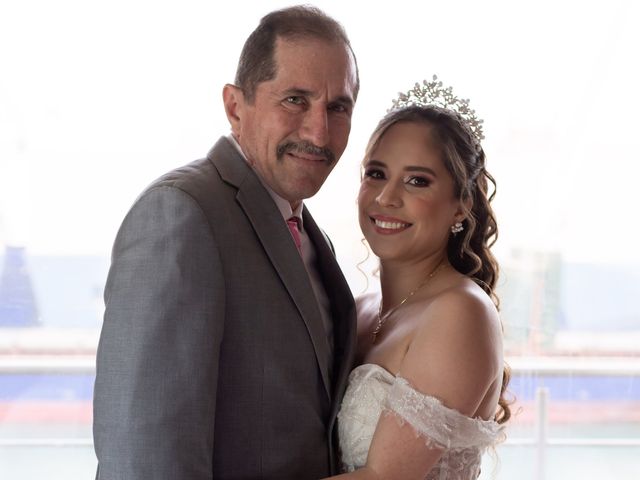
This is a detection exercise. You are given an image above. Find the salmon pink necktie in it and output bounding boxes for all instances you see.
[287,217,302,254]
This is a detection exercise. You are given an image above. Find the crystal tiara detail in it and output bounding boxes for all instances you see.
[389,75,485,144]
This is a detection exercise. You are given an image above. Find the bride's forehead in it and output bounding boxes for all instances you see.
[373,124,443,167]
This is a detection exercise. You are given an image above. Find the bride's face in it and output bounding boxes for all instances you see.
[358,121,463,264]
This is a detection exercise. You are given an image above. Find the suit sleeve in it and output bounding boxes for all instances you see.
[93,185,224,480]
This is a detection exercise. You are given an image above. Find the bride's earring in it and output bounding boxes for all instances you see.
[451,222,464,235]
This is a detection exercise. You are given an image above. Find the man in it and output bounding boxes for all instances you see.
[93,5,358,480]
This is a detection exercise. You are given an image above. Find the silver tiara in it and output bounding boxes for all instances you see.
[389,75,485,143]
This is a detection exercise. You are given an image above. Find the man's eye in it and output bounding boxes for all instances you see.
[329,103,347,113]
[406,176,431,187]
[286,96,305,105]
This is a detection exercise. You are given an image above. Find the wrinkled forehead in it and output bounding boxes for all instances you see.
[272,36,358,101]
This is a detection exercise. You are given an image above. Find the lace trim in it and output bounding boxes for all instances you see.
[385,376,505,450]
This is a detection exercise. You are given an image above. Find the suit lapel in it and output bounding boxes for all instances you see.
[304,210,357,472]
[304,209,357,400]
[208,138,333,400]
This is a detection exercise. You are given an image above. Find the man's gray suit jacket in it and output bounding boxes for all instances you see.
[93,137,357,479]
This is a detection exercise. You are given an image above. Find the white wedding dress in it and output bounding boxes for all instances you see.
[337,364,504,480]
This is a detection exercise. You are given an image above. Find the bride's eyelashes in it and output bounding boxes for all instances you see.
[363,167,386,180]
[363,168,433,189]
[404,175,432,188]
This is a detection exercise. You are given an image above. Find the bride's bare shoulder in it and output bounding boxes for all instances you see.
[410,278,502,362]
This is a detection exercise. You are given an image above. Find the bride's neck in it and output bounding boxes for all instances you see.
[379,255,448,309]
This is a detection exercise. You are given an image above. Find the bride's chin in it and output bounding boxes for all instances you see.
[367,244,398,261]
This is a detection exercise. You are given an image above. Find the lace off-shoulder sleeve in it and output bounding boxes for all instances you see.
[385,376,504,450]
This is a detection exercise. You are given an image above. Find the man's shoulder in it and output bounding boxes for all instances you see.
[145,137,241,197]
[153,156,218,190]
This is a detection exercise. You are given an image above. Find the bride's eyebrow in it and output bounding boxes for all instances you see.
[405,165,438,177]
[365,159,386,168]
[366,160,437,178]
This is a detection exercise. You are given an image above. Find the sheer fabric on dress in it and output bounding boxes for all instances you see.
[337,364,504,480]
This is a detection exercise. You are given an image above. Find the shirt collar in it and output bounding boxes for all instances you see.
[227,134,304,227]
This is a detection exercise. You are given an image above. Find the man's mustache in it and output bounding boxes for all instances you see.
[277,141,335,164]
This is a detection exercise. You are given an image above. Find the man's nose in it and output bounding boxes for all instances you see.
[299,106,329,147]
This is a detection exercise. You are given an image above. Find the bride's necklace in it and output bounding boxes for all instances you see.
[371,260,447,344]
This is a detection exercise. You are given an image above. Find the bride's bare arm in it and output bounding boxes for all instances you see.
[327,412,446,479]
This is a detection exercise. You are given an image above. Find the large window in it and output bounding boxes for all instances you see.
[1,1,639,478]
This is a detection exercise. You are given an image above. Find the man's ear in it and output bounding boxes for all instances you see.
[222,84,244,139]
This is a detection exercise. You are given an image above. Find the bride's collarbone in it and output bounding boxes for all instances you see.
[359,319,416,374]
[356,292,443,370]
[377,300,435,341]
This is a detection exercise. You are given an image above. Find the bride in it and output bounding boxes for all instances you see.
[327,78,511,479]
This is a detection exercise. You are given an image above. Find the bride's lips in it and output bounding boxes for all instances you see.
[369,214,412,234]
